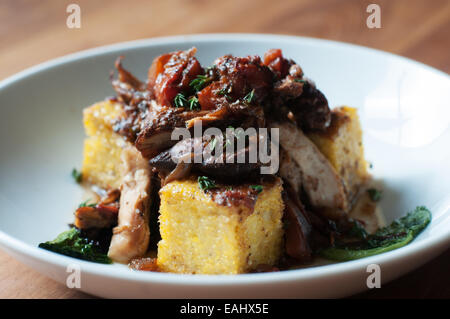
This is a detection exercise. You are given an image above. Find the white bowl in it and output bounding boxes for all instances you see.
[0,34,449,298]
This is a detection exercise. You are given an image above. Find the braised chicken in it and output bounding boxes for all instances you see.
[107,146,153,263]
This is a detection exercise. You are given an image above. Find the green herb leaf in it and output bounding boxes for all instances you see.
[173,93,187,108]
[78,199,97,208]
[38,228,112,264]
[71,168,82,183]
[243,89,255,104]
[294,79,307,83]
[188,96,200,110]
[320,206,431,261]
[217,88,228,96]
[367,188,382,202]
[190,75,211,92]
[250,185,264,193]
[223,138,232,150]
[208,137,217,151]
[217,86,232,100]
[198,176,216,191]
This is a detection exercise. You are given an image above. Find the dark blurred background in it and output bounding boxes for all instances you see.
[0,0,448,298]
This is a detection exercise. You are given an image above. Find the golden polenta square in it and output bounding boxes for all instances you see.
[307,106,369,204]
[157,178,285,274]
[82,100,130,190]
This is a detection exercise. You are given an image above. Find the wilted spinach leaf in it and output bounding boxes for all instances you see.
[38,228,111,264]
[320,206,431,261]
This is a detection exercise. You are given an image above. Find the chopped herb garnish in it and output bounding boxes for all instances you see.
[320,206,431,261]
[208,137,217,151]
[250,185,264,193]
[174,93,187,108]
[217,86,232,100]
[243,89,255,104]
[38,228,111,264]
[190,75,211,92]
[198,176,216,191]
[71,168,82,183]
[223,139,231,150]
[78,200,97,208]
[294,79,307,83]
[188,96,200,110]
[367,188,382,202]
[217,88,227,96]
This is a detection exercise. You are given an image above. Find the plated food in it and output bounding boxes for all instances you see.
[38,47,431,274]
[0,34,447,298]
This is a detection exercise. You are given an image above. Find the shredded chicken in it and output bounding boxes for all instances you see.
[74,189,120,229]
[108,146,152,263]
[274,121,347,218]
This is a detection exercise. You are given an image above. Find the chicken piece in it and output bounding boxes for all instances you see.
[74,189,120,229]
[273,76,304,99]
[74,205,118,230]
[112,57,146,105]
[286,81,331,132]
[197,54,273,108]
[149,132,263,182]
[135,105,209,159]
[279,148,303,194]
[108,146,152,263]
[274,122,347,218]
[307,106,370,205]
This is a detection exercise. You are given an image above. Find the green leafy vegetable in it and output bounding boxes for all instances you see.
[190,75,211,92]
[320,206,431,261]
[38,228,111,264]
[367,188,382,202]
[174,93,187,108]
[71,168,82,183]
[198,176,216,191]
[250,185,264,194]
[348,219,368,240]
[243,89,255,104]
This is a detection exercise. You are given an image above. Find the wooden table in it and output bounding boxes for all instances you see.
[0,0,448,299]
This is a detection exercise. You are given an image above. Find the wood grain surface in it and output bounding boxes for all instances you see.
[0,0,448,299]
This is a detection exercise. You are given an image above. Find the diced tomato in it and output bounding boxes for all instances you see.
[147,48,204,107]
[197,82,228,110]
[263,49,290,79]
